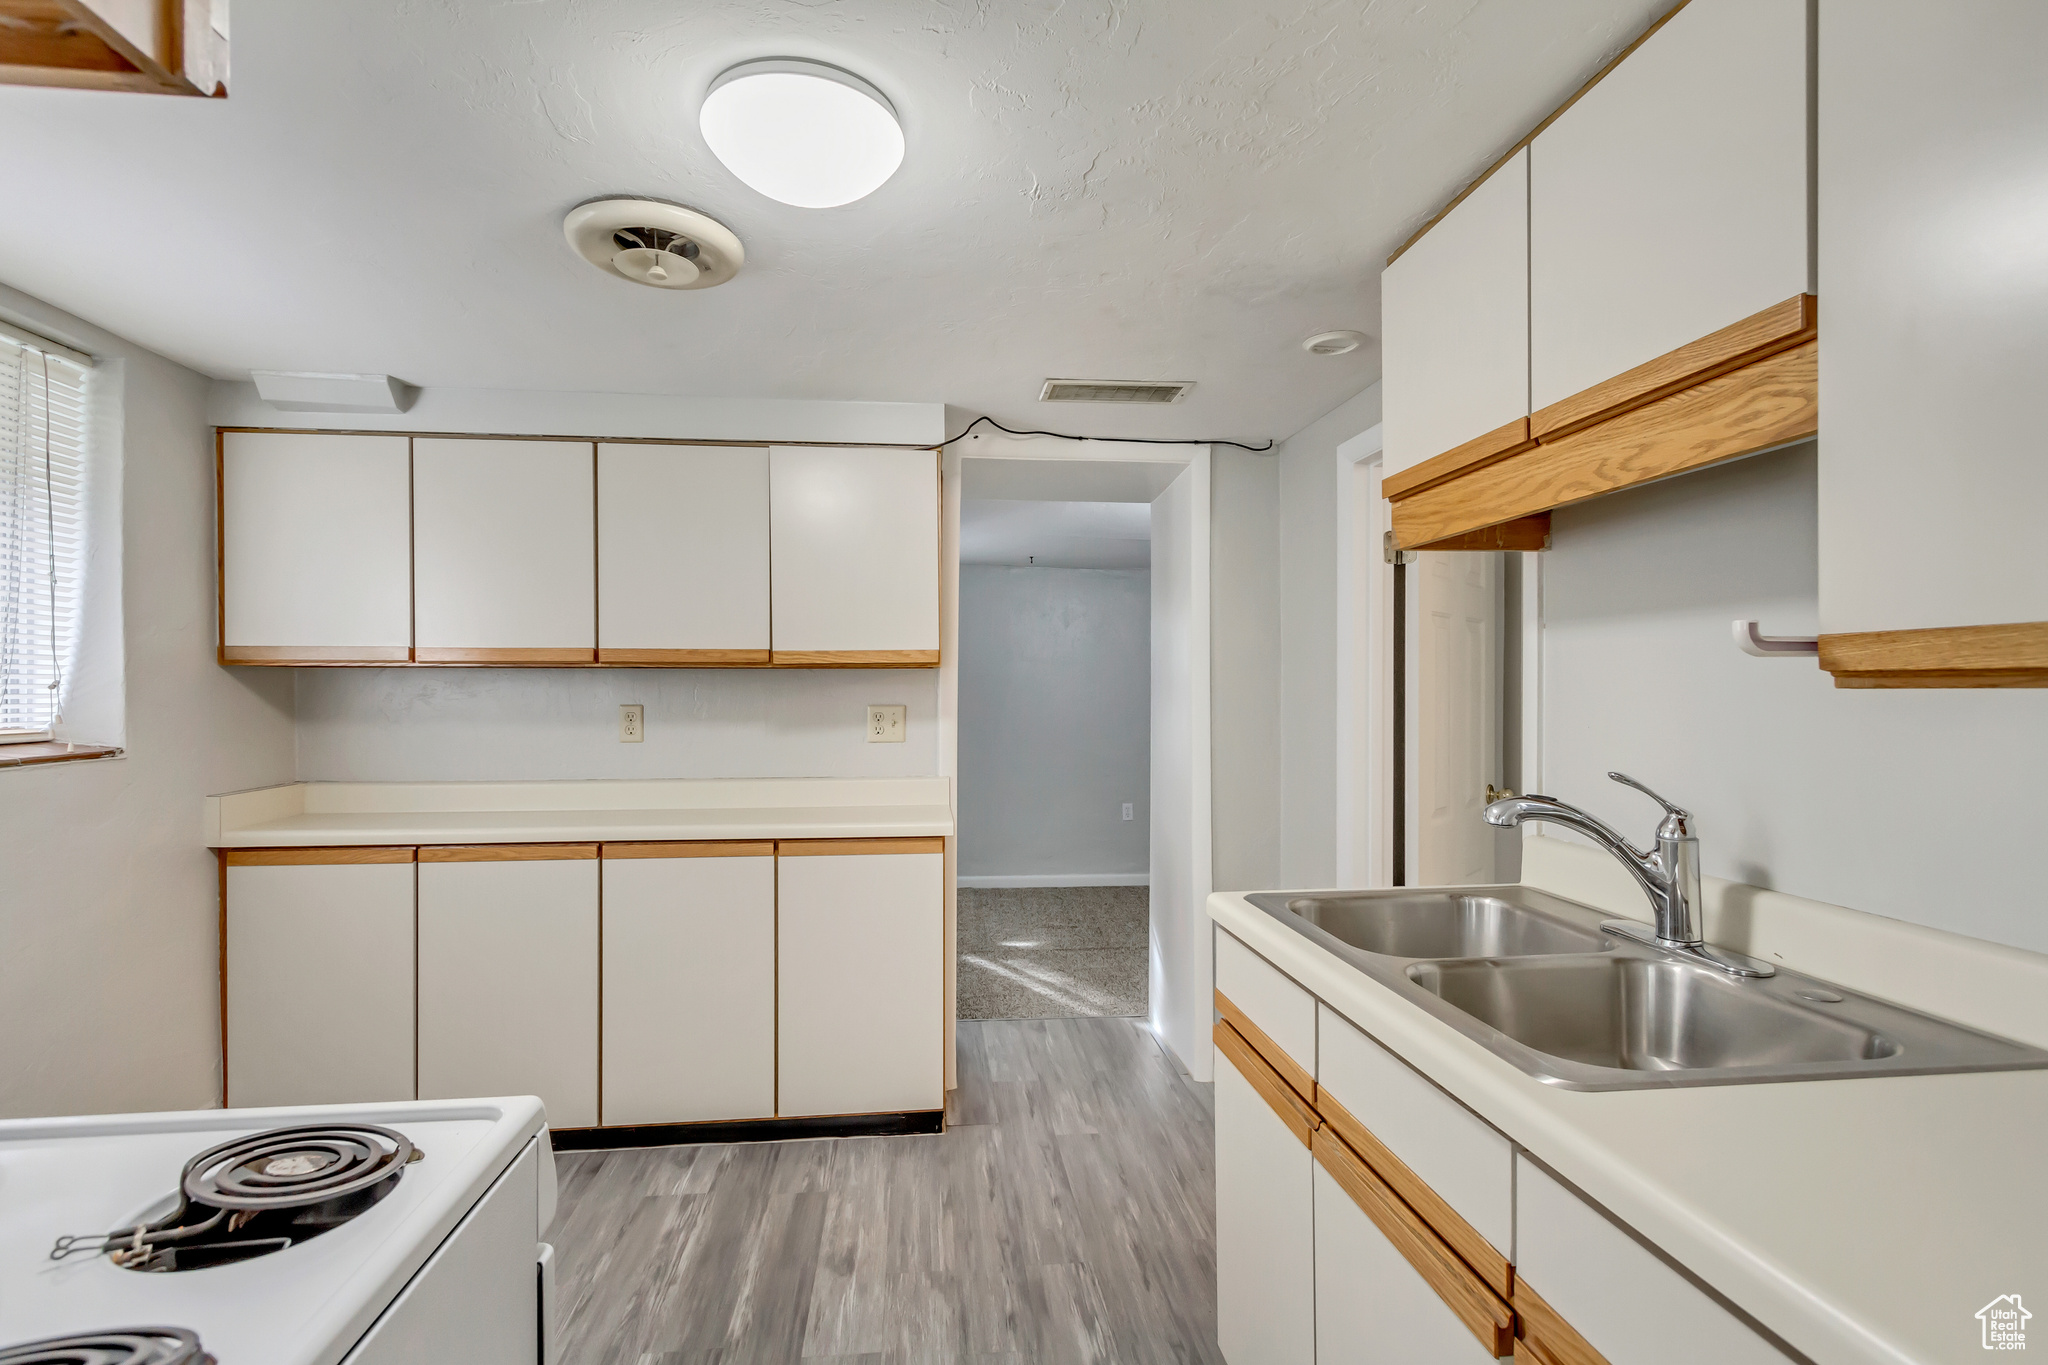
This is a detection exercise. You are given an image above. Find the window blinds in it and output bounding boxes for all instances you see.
[0,334,89,738]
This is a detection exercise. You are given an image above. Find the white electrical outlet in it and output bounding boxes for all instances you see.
[619,704,644,742]
[867,704,906,743]
[1123,803,1134,821]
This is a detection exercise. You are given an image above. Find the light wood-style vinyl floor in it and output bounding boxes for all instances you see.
[550,1017,1221,1365]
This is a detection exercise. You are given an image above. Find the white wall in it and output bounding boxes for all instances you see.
[1210,448,1282,893]
[955,565,1149,881]
[1540,443,2048,954]
[0,286,296,1120]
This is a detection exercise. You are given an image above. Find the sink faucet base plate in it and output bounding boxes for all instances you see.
[1600,918,1777,978]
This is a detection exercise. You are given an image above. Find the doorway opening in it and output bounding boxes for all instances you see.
[954,497,1152,1021]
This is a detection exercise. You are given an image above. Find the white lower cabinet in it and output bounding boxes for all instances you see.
[224,853,417,1107]
[1214,1044,1316,1365]
[417,850,600,1129]
[776,843,944,1117]
[599,844,776,1126]
[1314,1160,1503,1363]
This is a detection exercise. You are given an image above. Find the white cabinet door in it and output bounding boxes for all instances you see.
[225,852,416,1106]
[221,432,411,662]
[1818,0,2048,638]
[600,844,775,1125]
[1530,0,1810,415]
[596,443,770,663]
[776,843,943,1116]
[1214,1044,1315,1365]
[1214,930,1316,1076]
[1516,1156,1793,1364]
[768,446,939,662]
[417,850,599,1128]
[1314,1161,1502,1363]
[413,439,596,662]
[1381,148,1529,479]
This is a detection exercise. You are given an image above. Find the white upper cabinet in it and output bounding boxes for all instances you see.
[769,446,939,661]
[1818,0,2048,641]
[220,432,411,661]
[1529,0,1811,416]
[596,444,770,663]
[413,439,596,662]
[1382,147,1529,479]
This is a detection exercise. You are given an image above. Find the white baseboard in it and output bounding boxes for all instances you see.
[957,873,1150,889]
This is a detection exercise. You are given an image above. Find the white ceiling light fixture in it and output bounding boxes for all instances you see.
[562,198,744,290]
[1302,330,1368,355]
[700,58,904,208]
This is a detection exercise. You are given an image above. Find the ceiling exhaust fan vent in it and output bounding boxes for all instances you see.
[1039,379,1193,404]
[563,197,744,290]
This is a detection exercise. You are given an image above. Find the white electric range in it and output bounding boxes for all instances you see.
[0,1097,555,1365]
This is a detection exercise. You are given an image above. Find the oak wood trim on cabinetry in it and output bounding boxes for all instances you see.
[775,838,946,857]
[1531,295,1817,441]
[223,846,417,866]
[0,741,121,768]
[418,843,599,862]
[601,840,777,859]
[220,645,414,665]
[1385,0,1692,265]
[1214,1019,1318,1148]
[1819,620,2048,689]
[1213,988,1315,1105]
[1391,339,1817,549]
[1381,417,1538,501]
[0,0,224,97]
[596,648,772,667]
[1313,1127,1516,1357]
[770,650,941,669]
[1513,1279,1612,1365]
[1407,516,1552,553]
[412,647,597,665]
[1316,1083,1512,1299]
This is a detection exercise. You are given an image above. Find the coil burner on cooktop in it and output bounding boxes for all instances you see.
[50,1125,422,1273]
[0,1326,215,1365]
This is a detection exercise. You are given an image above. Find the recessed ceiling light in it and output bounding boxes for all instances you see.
[1303,329,1368,356]
[700,58,904,208]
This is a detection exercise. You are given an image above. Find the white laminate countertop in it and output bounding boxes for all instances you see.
[1211,838,2048,1365]
[205,777,953,847]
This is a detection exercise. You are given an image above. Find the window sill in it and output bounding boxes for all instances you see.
[0,742,124,769]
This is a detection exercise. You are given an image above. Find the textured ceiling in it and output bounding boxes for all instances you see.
[0,0,1668,444]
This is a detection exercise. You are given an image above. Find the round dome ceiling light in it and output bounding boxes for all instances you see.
[563,198,744,290]
[700,58,903,208]
[1303,330,1368,356]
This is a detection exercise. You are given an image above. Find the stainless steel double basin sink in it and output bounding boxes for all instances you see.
[1243,886,2048,1090]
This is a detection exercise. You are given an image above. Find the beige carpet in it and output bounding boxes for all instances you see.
[956,885,1149,1020]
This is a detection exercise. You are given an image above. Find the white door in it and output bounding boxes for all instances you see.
[220,432,412,662]
[776,842,943,1116]
[596,443,770,664]
[417,849,599,1128]
[1409,551,1503,885]
[1214,1044,1315,1365]
[768,446,939,663]
[225,851,416,1106]
[600,843,776,1125]
[413,438,596,663]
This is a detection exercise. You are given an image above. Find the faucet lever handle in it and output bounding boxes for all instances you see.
[1607,772,1691,824]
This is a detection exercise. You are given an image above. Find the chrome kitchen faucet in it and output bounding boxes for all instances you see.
[1484,773,1775,978]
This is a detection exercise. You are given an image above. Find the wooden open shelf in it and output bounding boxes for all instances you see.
[1819,621,2048,689]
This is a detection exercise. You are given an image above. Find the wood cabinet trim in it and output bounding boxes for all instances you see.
[770,650,940,669]
[1513,1279,1613,1365]
[221,645,413,664]
[1530,295,1816,442]
[1819,621,2048,688]
[1406,515,1552,553]
[1214,1019,1318,1148]
[1214,988,1315,1105]
[602,840,776,859]
[413,647,597,665]
[419,843,600,862]
[1316,1083,1512,1298]
[1392,339,1816,550]
[597,648,771,667]
[1313,1127,1516,1357]
[223,846,417,866]
[1381,417,1537,502]
[775,838,946,857]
